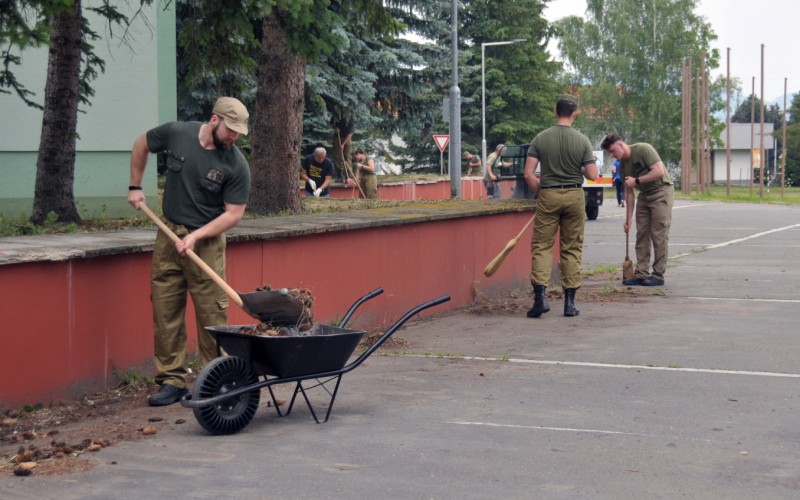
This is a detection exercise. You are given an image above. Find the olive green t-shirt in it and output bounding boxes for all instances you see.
[527,125,595,186]
[147,122,250,229]
[619,143,672,193]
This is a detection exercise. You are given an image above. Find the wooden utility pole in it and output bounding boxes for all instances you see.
[781,77,787,198]
[695,63,702,193]
[703,64,710,192]
[750,77,755,196]
[759,44,765,198]
[683,57,693,195]
[726,48,731,195]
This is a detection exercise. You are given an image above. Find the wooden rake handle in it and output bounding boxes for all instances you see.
[138,202,244,308]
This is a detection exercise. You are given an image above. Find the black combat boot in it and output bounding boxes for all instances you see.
[526,285,550,318]
[564,288,580,317]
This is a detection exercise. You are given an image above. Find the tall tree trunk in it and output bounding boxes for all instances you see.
[249,11,306,215]
[31,1,82,224]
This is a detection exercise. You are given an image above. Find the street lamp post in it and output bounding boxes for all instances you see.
[481,39,527,177]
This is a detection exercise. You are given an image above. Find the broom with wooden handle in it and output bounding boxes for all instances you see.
[484,214,535,277]
[623,230,634,280]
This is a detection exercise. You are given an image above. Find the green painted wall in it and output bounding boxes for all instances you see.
[0,2,176,220]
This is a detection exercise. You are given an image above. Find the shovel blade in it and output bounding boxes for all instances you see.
[622,258,634,280]
[239,289,306,325]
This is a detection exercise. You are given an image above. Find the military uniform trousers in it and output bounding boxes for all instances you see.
[359,173,378,199]
[530,187,585,289]
[633,184,674,280]
[151,223,228,388]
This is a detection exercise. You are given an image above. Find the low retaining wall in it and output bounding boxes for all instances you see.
[0,201,535,408]
[327,176,492,201]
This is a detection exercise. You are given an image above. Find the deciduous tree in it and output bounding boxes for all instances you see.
[554,0,718,165]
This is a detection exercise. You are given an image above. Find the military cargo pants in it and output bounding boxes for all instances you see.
[150,224,228,388]
[530,187,585,289]
[633,184,674,280]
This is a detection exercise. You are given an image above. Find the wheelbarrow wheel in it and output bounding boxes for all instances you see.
[192,356,260,435]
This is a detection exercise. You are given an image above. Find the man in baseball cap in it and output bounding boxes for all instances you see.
[212,96,249,136]
[127,96,251,406]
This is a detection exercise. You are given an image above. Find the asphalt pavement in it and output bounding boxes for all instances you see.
[2,199,799,499]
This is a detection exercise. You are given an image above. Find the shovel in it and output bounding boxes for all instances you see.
[138,203,304,324]
[623,231,634,280]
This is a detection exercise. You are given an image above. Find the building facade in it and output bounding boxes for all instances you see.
[0,3,176,219]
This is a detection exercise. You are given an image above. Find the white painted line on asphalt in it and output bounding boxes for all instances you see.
[447,421,712,442]
[672,222,800,259]
[409,354,800,378]
[501,359,800,378]
[688,296,800,304]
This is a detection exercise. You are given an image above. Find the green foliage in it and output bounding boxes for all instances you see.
[460,0,561,151]
[555,0,718,166]
[732,95,783,127]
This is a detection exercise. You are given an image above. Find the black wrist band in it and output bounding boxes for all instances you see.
[635,178,640,186]
[129,185,142,191]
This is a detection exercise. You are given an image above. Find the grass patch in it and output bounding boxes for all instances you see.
[676,184,800,204]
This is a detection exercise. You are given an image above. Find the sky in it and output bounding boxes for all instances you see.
[543,0,799,106]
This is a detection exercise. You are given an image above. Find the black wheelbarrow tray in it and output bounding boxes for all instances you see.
[180,288,450,435]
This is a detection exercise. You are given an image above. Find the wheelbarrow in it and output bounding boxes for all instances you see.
[180,288,450,435]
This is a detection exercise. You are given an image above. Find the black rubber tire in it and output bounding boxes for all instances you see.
[192,356,260,435]
[585,205,599,220]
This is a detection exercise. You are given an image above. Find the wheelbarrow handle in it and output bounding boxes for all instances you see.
[338,288,384,328]
[345,294,450,373]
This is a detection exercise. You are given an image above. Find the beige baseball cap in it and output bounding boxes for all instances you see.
[212,97,249,136]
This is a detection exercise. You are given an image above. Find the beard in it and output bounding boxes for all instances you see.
[211,123,230,150]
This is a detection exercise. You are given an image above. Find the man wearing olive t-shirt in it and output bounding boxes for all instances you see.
[602,133,674,287]
[128,96,251,406]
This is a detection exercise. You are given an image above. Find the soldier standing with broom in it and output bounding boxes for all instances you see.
[523,95,597,318]
[601,133,674,287]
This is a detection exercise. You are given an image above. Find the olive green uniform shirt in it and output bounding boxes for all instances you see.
[619,143,672,193]
[527,125,595,186]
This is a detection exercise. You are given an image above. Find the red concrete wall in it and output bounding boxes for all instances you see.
[0,211,534,408]
[328,177,490,201]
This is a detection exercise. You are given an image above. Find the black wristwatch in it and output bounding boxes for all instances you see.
[635,177,640,186]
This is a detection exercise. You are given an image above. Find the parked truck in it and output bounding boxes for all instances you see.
[498,144,612,220]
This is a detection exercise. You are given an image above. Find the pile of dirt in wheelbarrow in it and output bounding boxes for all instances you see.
[237,286,315,336]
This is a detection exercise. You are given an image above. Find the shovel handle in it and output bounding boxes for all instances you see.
[138,203,244,308]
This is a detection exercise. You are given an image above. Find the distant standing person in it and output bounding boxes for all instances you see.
[354,148,378,199]
[301,147,334,197]
[463,150,482,176]
[523,95,598,318]
[128,96,251,406]
[485,144,508,198]
[612,160,624,207]
[601,133,674,287]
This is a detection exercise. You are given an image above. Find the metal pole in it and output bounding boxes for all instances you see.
[448,0,461,198]
[481,43,487,178]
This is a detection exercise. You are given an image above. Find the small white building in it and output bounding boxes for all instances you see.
[711,123,774,185]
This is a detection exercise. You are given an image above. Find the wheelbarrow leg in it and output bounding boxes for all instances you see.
[286,375,345,424]
[266,385,286,417]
